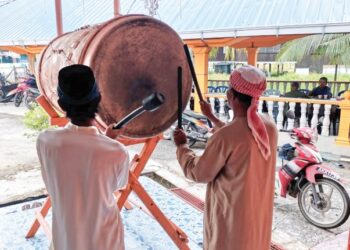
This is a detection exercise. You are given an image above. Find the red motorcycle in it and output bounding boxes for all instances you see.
[6,75,38,108]
[278,127,350,228]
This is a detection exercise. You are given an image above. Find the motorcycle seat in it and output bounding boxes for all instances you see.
[183,110,207,120]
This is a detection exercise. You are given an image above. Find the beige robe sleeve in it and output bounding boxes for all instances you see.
[176,133,229,183]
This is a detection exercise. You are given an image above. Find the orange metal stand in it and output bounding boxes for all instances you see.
[26,95,189,249]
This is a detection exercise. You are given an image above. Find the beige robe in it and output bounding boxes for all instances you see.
[37,123,129,250]
[177,115,278,250]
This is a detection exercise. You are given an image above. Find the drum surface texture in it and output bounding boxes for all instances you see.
[37,15,192,138]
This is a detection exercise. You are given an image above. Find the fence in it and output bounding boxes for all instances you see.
[0,64,29,83]
[204,93,341,137]
[208,80,350,97]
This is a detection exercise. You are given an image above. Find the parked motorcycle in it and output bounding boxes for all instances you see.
[164,110,213,147]
[0,74,17,103]
[24,87,40,109]
[6,75,38,108]
[277,126,350,228]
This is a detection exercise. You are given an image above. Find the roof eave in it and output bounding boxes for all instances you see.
[0,40,51,46]
[180,22,350,40]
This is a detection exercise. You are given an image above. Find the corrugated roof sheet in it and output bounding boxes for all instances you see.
[125,0,350,39]
[0,0,350,45]
[0,0,114,45]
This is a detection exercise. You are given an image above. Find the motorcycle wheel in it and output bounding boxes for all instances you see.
[298,178,350,229]
[0,89,4,101]
[24,94,37,110]
[184,123,198,147]
[14,92,23,107]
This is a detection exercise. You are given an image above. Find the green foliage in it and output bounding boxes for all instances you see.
[23,104,50,131]
[209,47,246,61]
[209,47,219,60]
[223,47,235,61]
[268,72,350,82]
[209,73,230,81]
[277,34,350,65]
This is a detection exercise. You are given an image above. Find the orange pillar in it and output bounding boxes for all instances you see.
[336,91,350,146]
[192,46,210,112]
[28,54,36,74]
[246,47,259,66]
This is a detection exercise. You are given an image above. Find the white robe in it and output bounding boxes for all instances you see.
[37,123,129,250]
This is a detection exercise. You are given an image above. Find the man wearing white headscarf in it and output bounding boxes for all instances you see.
[173,65,278,250]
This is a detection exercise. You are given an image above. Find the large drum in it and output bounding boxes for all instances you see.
[37,15,192,138]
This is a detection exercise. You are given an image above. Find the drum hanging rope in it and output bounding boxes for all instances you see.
[177,66,183,129]
[113,92,165,129]
[184,44,204,102]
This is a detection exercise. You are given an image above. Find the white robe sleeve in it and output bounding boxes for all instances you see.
[115,149,129,190]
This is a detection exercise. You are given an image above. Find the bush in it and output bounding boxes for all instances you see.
[23,104,50,131]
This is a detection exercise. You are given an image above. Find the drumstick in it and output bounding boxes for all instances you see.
[177,66,182,129]
[184,44,204,102]
[113,92,165,129]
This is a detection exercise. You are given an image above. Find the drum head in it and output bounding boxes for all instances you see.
[87,16,192,137]
[37,15,192,138]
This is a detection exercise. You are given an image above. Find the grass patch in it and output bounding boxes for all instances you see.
[23,105,50,132]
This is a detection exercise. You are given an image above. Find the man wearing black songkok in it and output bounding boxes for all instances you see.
[37,64,129,250]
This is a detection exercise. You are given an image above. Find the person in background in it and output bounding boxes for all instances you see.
[284,81,308,99]
[282,81,308,127]
[308,77,333,132]
[309,77,332,99]
[37,64,129,250]
[173,65,278,250]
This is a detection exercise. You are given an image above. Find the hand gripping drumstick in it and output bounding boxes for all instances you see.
[113,92,165,129]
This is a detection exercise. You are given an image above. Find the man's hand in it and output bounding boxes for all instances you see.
[105,124,125,139]
[173,128,187,146]
[200,101,214,119]
[199,101,225,128]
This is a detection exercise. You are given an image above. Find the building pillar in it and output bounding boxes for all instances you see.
[192,46,210,112]
[28,54,36,74]
[114,0,120,16]
[246,47,259,66]
[336,92,350,146]
[55,0,63,36]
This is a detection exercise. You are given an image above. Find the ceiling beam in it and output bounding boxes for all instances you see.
[185,34,306,49]
[0,45,46,55]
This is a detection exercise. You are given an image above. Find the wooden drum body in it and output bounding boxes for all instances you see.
[37,15,192,138]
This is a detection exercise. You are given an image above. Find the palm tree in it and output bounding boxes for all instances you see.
[209,47,238,61]
[209,47,219,60]
[277,33,350,66]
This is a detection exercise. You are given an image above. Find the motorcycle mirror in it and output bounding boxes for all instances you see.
[286,110,295,119]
